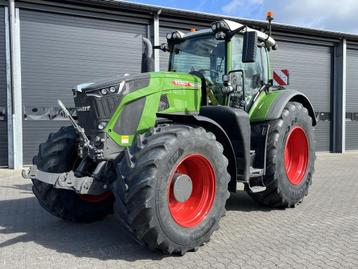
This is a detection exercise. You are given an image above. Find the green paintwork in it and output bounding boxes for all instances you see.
[103,32,296,148]
[105,72,201,146]
[248,89,284,122]
[226,40,233,73]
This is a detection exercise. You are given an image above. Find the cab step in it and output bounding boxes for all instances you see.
[248,186,267,193]
[250,167,264,178]
[247,168,266,193]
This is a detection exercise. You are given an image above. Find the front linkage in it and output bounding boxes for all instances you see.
[23,100,108,196]
[23,163,108,195]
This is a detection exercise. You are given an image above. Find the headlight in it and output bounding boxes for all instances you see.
[215,32,226,40]
[172,32,179,39]
[211,20,230,33]
[101,88,108,95]
[211,23,217,32]
[98,122,106,130]
[167,31,184,42]
[109,86,116,93]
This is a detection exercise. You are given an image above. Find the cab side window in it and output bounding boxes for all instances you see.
[232,35,267,105]
[260,46,269,85]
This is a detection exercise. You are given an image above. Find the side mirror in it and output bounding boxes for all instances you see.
[242,31,257,63]
[153,43,170,52]
[222,74,230,87]
[160,43,170,52]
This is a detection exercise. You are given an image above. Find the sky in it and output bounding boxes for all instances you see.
[126,0,358,34]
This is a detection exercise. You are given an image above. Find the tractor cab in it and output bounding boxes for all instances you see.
[155,20,278,184]
[161,20,276,112]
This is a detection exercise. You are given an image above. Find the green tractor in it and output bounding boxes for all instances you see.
[23,17,316,255]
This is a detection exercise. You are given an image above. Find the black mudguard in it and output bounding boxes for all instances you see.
[267,90,317,126]
[157,112,238,192]
[200,106,250,182]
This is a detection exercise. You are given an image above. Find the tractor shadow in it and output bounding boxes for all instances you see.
[0,184,271,262]
[0,183,33,194]
[226,191,273,212]
[0,195,168,261]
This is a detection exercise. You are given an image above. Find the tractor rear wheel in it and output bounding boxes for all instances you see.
[248,102,315,208]
[113,124,230,254]
[32,126,114,222]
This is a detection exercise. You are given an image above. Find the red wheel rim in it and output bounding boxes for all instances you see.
[79,192,112,203]
[284,126,309,185]
[168,154,216,228]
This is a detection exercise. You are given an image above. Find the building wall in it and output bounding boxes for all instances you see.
[0,6,8,167]
[346,49,358,150]
[20,8,148,163]
[2,1,358,166]
[270,41,332,151]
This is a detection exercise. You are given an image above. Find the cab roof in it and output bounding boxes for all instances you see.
[173,19,276,48]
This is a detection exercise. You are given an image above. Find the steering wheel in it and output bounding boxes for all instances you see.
[197,69,221,86]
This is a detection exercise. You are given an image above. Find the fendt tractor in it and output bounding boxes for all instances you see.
[23,13,316,254]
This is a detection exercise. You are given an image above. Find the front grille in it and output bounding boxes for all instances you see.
[74,92,122,131]
[94,95,121,118]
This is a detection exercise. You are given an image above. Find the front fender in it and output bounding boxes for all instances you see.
[157,112,238,192]
[249,89,317,126]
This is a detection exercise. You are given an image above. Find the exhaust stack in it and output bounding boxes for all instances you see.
[141,37,154,73]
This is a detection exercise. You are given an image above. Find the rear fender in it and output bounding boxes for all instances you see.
[250,89,317,126]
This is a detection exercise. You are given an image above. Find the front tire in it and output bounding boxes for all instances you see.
[113,124,230,254]
[248,102,315,208]
[32,126,114,223]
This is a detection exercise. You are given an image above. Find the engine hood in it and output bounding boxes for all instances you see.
[74,73,151,94]
[74,72,201,96]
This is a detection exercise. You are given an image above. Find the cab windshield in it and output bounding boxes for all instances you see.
[169,34,226,104]
[169,34,226,105]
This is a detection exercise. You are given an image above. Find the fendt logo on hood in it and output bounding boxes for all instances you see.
[172,80,195,87]
[76,106,91,112]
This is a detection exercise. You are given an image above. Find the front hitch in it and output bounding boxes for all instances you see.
[22,162,109,195]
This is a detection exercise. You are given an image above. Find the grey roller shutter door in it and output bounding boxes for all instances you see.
[20,9,147,164]
[0,7,7,167]
[346,49,358,150]
[270,41,332,151]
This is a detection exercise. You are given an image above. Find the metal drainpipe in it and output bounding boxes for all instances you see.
[342,38,347,153]
[153,9,161,72]
[9,0,15,114]
[8,0,23,168]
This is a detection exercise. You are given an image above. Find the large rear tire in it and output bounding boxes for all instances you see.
[113,124,230,254]
[248,102,315,208]
[32,126,114,223]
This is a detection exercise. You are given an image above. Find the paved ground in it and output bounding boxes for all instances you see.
[0,154,357,269]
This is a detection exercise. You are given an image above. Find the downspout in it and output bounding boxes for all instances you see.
[9,0,15,115]
[342,38,347,153]
[153,9,161,72]
[8,0,23,168]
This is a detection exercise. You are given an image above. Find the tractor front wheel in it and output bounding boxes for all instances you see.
[32,126,114,222]
[248,102,315,208]
[113,124,230,254]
